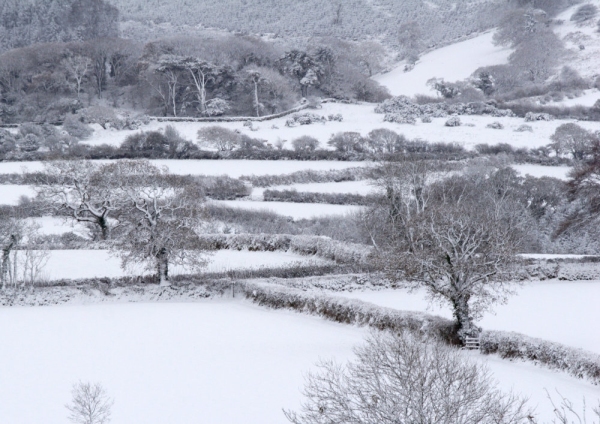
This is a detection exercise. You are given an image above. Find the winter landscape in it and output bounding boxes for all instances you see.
[1,0,600,423]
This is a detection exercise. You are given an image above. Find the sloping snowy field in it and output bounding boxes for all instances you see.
[373,32,512,97]
[40,250,331,280]
[335,281,600,354]
[0,301,597,423]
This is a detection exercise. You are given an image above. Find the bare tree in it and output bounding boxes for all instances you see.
[546,390,600,424]
[197,126,241,151]
[62,54,91,99]
[368,163,524,341]
[65,381,113,424]
[106,160,208,286]
[284,331,532,424]
[0,216,25,289]
[35,161,120,240]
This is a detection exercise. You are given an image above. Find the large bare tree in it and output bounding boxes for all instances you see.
[106,160,208,286]
[35,161,120,240]
[367,162,525,341]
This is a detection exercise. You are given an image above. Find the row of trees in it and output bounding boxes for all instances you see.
[0,32,389,123]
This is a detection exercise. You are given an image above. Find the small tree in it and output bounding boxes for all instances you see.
[284,331,531,424]
[107,160,208,286]
[197,126,241,151]
[327,132,364,153]
[550,123,596,161]
[366,128,405,154]
[65,381,113,424]
[292,136,319,152]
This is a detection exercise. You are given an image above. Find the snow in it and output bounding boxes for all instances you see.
[213,199,363,219]
[0,300,596,423]
[373,32,512,97]
[521,253,591,260]
[335,280,600,354]
[0,184,35,205]
[552,88,600,107]
[0,159,368,177]
[0,301,365,424]
[42,250,331,280]
[512,164,571,180]
[27,217,90,238]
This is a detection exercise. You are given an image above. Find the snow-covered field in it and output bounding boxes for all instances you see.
[512,164,572,180]
[374,32,512,97]
[213,199,363,219]
[336,281,600,354]
[42,250,330,280]
[0,300,597,423]
[0,184,35,204]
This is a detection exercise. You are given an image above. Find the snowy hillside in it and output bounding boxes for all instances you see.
[374,31,512,97]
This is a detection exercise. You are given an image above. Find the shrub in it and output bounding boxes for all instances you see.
[285,113,327,127]
[421,116,432,123]
[197,126,241,151]
[63,115,93,140]
[524,112,554,122]
[486,121,504,129]
[515,124,533,132]
[292,135,320,152]
[327,132,365,152]
[445,116,461,127]
[327,114,343,122]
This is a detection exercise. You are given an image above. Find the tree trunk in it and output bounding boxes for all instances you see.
[452,294,479,342]
[254,80,260,117]
[156,248,170,287]
[1,235,16,290]
[98,216,110,240]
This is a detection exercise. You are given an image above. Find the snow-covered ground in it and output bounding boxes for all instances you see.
[0,184,36,204]
[512,164,571,180]
[0,159,369,177]
[551,88,600,107]
[0,300,597,423]
[213,199,363,219]
[374,32,512,97]
[27,217,90,238]
[335,280,600,354]
[41,250,331,280]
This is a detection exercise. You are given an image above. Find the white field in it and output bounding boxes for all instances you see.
[27,217,90,238]
[0,301,597,423]
[213,199,363,219]
[553,0,600,80]
[42,250,331,280]
[373,31,512,97]
[336,281,600,354]
[512,164,571,180]
[0,184,36,204]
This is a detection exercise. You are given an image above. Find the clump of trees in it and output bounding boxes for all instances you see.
[35,160,209,285]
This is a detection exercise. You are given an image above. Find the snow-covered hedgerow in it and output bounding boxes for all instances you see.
[480,330,600,385]
[285,113,328,127]
[198,234,373,264]
[375,96,515,124]
[241,281,458,343]
[524,112,554,122]
[152,104,310,123]
[263,189,377,206]
[240,167,373,188]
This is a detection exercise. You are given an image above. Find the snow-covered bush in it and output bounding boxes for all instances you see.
[285,113,327,127]
[291,135,319,152]
[515,124,533,132]
[486,121,504,130]
[445,116,461,127]
[63,114,93,140]
[327,113,343,122]
[481,330,600,385]
[384,113,417,124]
[421,116,432,123]
[525,112,554,122]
